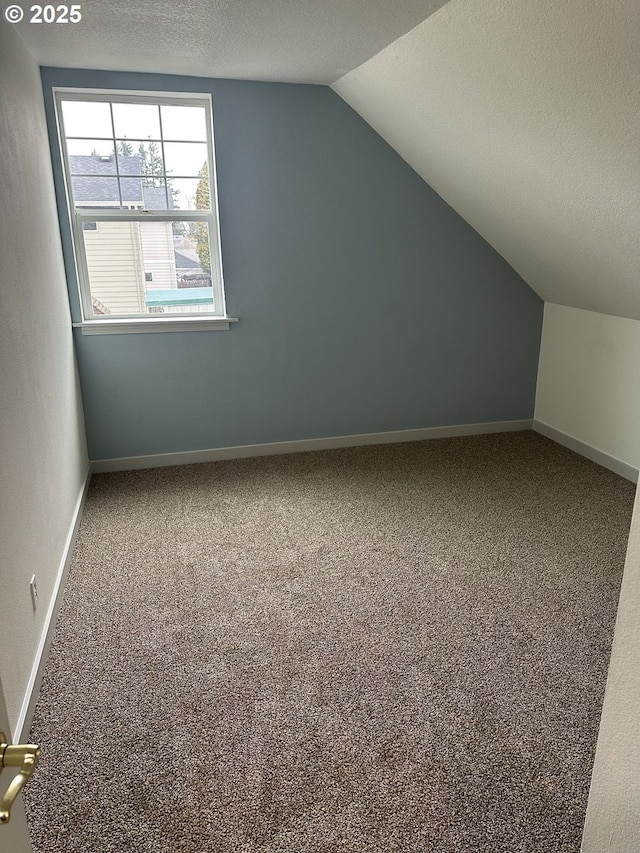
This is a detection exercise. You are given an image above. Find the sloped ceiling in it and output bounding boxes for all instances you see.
[334,0,640,320]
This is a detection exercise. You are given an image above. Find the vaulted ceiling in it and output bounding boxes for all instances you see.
[13,0,639,319]
[334,0,640,321]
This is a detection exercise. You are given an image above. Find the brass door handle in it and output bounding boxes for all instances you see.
[0,731,40,825]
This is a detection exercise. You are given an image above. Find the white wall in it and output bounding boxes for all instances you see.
[538,301,640,850]
[334,0,640,320]
[535,304,640,476]
[0,21,89,736]
[581,483,640,852]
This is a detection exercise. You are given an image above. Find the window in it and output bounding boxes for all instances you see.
[54,89,230,332]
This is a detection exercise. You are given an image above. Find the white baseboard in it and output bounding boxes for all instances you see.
[91,419,533,473]
[533,420,639,483]
[13,466,92,742]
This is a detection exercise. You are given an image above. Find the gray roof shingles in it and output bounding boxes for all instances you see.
[70,155,172,208]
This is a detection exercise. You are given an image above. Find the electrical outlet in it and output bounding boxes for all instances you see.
[30,575,38,611]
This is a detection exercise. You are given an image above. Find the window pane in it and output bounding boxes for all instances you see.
[83,220,214,316]
[116,140,166,179]
[143,182,170,210]
[67,140,117,172]
[84,220,144,316]
[163,142,208,177]
[72,176,121,207]
[58,92,223,322]
[160,105,207,141]
[61,100,112,137]
[112,103,160,140]
[170,178,207,211]
[118,176,145,207]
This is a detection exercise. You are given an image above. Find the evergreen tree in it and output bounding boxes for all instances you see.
[115,141,180,209]
[137,141,163,187]
[116,140,133,157]
[194,162,210,271]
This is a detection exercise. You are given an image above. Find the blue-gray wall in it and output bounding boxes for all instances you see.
[41,67,543,461]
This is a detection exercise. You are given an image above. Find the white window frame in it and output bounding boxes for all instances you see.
[53,88,236,334]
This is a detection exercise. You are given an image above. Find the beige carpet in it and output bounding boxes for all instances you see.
[24,432,635,852]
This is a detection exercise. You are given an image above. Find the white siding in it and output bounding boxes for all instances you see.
[139,221,177,290]
[84,221,144,315]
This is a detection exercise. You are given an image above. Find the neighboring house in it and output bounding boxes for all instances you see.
[71,154,190,315]
[174,244,211,288]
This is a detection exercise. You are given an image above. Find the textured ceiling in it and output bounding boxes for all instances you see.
[334,0,640,320]
[12,0,448,84]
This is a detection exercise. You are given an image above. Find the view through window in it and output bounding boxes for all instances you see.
[55,91,225,322]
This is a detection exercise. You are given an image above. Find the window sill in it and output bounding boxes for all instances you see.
[72,317,238,335]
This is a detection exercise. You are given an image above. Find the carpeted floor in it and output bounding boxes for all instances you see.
[24,432,635,852]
